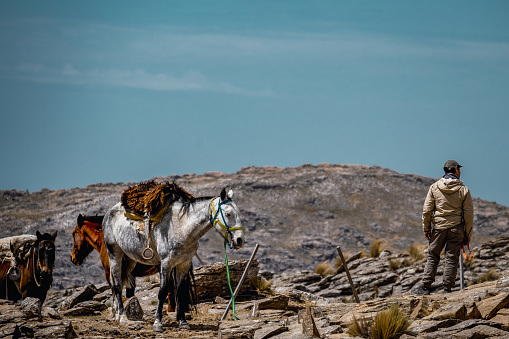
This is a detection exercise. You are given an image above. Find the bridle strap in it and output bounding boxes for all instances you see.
[30,246,42,287]
[209,198,242,249]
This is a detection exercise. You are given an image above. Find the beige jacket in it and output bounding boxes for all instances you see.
[422,177,474,240]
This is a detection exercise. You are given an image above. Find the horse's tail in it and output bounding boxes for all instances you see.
[172,263,197,319]
[120,255,135,291]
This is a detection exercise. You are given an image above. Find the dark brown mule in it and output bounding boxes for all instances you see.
[71,214,178,311]
[0,231,57,304]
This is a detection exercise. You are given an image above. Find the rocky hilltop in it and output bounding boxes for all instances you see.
[1,163,508,289]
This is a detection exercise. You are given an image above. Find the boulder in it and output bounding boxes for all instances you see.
[21,297,42,318]
[125,296,144,320]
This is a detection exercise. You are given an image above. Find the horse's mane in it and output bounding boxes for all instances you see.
[79,215,104,226]
[35,233,55,242]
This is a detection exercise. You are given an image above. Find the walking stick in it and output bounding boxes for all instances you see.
[221,243,260,321]
[459,253,464,289]
[336,246,360,303]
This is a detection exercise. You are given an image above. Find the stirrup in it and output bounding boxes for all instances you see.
[142,216,154,260]
[7,266,21,281]
[142,247,154,260]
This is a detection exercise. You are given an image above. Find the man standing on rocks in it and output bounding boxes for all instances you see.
[413,160,474,294]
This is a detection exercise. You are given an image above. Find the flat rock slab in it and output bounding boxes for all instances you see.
[477,292,509,319]
[59,284,99,311]
[450,324,509,338]
[491,308,509,331]
[407,319,460,335]
[425,302,466,321]
[253,324,288,339]
[218,319,264,339]
[257,295,289,310]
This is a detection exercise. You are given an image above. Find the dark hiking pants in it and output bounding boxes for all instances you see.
[422,223,465,289]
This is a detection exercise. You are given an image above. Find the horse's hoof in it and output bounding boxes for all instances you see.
[119,314,128,325]
[153,321,163,332]
[179,320,190,329]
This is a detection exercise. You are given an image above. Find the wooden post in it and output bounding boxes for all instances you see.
[221,243,260,321]
[336,246,360,303]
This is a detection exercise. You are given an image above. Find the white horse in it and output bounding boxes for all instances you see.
[102,187,244,332]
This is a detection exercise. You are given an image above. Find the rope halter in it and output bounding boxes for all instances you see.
[208,197,243,249]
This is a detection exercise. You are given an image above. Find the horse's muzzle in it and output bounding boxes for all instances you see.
[71,256,82,266]
[233,237,244,249]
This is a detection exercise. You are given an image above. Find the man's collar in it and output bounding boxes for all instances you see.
[443,173,459,180]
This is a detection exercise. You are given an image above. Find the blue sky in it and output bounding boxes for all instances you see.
[1,1,508,206]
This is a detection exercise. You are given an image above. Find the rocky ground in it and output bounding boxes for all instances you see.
[1,237,508,338]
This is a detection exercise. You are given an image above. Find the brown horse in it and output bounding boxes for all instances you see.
[71,214,159,296]
[0,231,57,304]
[71,214,184,312]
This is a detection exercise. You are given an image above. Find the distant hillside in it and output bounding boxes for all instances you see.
[1,163,508,289]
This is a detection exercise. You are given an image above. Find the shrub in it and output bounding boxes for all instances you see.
[347,304,411,339]
[370,239,385,258]
[316,260,336,277]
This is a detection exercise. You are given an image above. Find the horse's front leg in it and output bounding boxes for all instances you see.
[153,258,171,332]
[108,247,127,324]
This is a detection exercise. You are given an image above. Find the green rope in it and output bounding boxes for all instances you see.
[224,240,239,320]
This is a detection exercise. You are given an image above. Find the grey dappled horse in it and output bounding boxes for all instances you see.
[102,188,244,332]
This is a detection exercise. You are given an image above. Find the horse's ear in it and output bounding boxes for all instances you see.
[227,189,234,200]
[51,231,58,241]
[220,188,227,201]
[36,230,42,240]
[9,240,14,253]
[77,214,84,227]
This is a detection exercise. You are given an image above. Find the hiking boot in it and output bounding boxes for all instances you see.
[438,287,452,293]
[412,285,431,295]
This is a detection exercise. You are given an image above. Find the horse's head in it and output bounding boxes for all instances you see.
[34,230,57,284]
[209,188,244,250]
[71,214,96,266]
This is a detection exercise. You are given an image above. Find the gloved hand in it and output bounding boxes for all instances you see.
[424,231,431,241]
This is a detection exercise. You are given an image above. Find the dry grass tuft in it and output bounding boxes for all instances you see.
[335,251,350,269]
[388,259,401,271]
[250,276,273,295]
[370,304,411,339]
[370,239,385,258]
[347,314,372,338]
[478,268,500,284]
[316,260,336,277]
[348,304,411,339]
[407,243,426,263]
